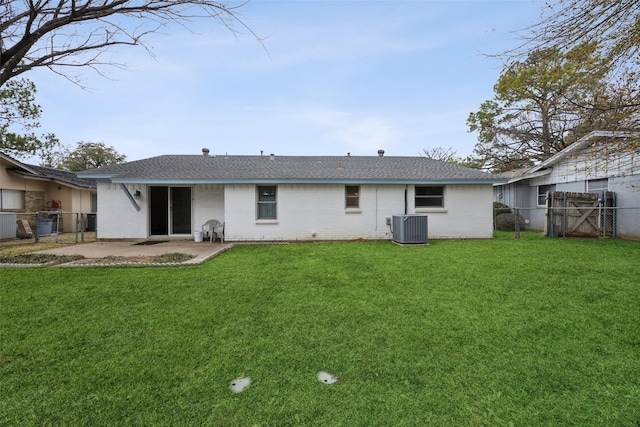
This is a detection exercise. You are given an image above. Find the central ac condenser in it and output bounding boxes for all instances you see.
[392,214,428,244]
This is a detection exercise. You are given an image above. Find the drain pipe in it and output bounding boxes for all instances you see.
[404,185,408,214]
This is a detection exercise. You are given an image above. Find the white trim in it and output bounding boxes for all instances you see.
[256,219,278,225]
[345,208,362,214]
[415,208,448,214]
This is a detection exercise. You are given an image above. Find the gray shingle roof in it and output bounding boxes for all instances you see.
[27,164,96,189]
[79,154,503,184]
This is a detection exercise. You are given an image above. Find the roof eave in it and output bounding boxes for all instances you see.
[9,169,95,189]
[104,178,503,185]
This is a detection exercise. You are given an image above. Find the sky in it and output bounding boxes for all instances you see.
[27,0,544,163]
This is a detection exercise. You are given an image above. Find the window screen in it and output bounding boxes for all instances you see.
[257,186,277,219]
[415,186,444,208]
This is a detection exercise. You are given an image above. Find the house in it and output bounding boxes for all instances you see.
[0,153,97,236]
[77,150,505,241]
[494,131,640,238]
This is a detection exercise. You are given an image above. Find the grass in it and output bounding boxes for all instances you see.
[1,232,639,426]
[0,232,97,258]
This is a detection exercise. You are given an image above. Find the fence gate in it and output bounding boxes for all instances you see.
[546,191,616,238]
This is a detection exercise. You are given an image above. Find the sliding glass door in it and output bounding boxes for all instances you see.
[149,186,192,235]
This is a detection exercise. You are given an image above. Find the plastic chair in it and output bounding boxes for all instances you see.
[202,219,224,244]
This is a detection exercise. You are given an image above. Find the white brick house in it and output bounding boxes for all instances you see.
[79,151,504,241]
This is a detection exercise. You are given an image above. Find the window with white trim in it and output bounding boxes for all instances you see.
[537,184,555,206]
[257,186,277,219]
[415,186,444,208]
[0,189,24,210]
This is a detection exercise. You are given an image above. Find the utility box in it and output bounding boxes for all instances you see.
[392,215,428,244]
[0,213,17,240]
[37,218,53,237]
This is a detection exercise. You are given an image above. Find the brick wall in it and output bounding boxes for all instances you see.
[25,191,45,212]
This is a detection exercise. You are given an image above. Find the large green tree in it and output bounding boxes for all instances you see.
[47,141,126,171]
[0,78,60,158]
[466,43,638,172]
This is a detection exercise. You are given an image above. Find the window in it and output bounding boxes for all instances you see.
[415,186,444,208]
[537,184,555,206]
[346,186,359,208]
[257,186,277,219]
[0,189,24,210]
[587,179,608,194]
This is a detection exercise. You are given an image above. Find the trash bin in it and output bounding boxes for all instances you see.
[86,214,97,231]
[194,231,203,242]
[37,218,53,236]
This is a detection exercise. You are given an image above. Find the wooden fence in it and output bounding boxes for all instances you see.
[545,191,615,238]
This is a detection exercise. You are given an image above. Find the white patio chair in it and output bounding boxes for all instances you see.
[202,219,224,244]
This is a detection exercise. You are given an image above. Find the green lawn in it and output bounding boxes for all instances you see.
[2,233,639,426]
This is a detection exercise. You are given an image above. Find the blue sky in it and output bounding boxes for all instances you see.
[29,0,543,162]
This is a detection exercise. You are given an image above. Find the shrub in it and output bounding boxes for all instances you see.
[493,202,512,219]
[495,213,528,231]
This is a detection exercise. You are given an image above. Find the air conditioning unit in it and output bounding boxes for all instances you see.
[392,214,428,244]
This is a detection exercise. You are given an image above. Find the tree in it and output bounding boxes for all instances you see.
[421,146,458,162]
[0,77,61,158]
[466,43,631,172]
[0,0,257,87]
[52,141,126,171]
[420,146,486,170]
[512,0,640,74]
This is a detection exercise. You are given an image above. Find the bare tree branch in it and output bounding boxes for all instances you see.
[502,0,640,72]
[0,0,262,87]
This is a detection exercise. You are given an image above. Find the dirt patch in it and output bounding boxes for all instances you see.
[70,253,195,265]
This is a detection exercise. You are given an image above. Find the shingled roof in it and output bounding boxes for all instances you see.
[1,152,96,189]
[78,154,504,185]
[26,164,97,189]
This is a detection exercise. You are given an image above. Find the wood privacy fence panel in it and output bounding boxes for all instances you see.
[545,191,616,238]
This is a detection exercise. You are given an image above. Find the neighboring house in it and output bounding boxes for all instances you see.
[494,131,640,237]
[77,150,504,241]
[0,152,97,233]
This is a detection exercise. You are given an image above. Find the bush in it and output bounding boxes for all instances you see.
[493,202,512,219]
[495,213,528,231]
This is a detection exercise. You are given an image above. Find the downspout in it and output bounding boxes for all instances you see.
[404,185,408,215]
[120,184,141,211]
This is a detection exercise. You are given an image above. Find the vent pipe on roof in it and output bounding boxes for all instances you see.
[202,148,210,156]
[270,153,275,160]
[378,149,385,157]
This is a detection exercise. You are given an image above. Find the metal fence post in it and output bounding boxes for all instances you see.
[34,212,39,243]
[75,213,79,244]
[514,207,521,239]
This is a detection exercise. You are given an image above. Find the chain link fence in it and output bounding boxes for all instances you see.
[3,211,97,244]
[494,206,640,240]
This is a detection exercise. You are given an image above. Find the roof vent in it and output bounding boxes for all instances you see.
[270,153,275,160]
[202,148,210,156]
[378,149,385,157]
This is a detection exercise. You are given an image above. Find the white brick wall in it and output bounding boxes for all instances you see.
[193,184,224,231]
[97,182,494,240]
[97,183,148,238]
[410,184,493,239]
[224,183,493,241]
